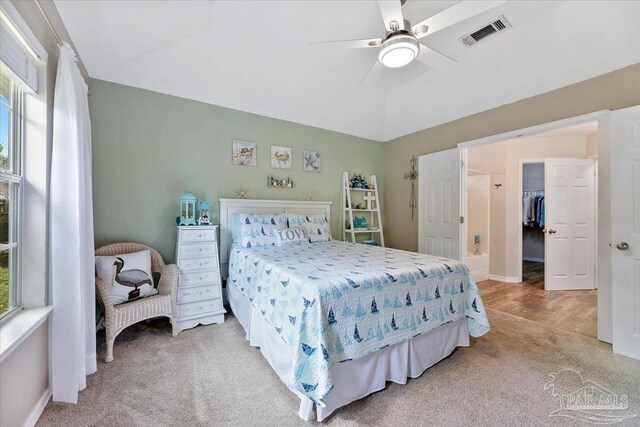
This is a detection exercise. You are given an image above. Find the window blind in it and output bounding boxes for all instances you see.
[0,15,39,93]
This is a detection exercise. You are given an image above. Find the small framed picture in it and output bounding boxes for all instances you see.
[232,140,257,167]
[303,151,321,173]
[271,145,292,170]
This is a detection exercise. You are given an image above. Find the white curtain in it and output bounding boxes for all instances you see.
[50,43,96,403]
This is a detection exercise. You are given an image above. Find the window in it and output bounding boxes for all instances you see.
[0,70,22,318]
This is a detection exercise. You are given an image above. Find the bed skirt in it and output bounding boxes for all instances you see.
[228,282,470,421]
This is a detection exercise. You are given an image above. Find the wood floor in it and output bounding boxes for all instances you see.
[477,261,597,338]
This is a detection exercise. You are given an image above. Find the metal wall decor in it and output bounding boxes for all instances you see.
[404,155,418,220]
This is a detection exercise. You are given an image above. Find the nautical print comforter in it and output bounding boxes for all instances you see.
[228,241,490,406]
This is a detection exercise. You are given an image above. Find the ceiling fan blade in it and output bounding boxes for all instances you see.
[310,38,382,49]
[415,44,457,71]
[378,0,405,32]
[412,0,506,39]
[360,61,385,87]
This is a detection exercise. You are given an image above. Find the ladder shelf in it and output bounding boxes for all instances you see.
[342,172,385,247]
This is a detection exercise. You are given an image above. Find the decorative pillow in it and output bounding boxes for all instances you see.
[275,227,310,245]
[95,250,158,305]
[238,212,287,247]
[287,213,332,243]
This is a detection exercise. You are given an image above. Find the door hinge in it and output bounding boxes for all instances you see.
[460,160,465,168]
[460,216,465,224]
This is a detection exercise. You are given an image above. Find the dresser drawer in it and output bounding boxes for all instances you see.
[179,270,221,287]
[180,228,216,243]
[178,257,218,272]
[177,284,221,304]
[179,242,217,258]
[178,298,222,318]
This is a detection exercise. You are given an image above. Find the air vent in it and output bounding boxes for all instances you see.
[460,15,511,47]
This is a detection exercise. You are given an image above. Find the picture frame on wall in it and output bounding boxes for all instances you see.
[271,145,292,169]
[232,139,257,167]
[303,150,321,173]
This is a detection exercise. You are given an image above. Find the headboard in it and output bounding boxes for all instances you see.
[218,198,332,277]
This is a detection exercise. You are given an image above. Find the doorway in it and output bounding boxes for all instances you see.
[418,107,640,358]
[464,122,599,337]
[521,163,544,285]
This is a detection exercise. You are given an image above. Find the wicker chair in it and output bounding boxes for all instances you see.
[95,242,178,362]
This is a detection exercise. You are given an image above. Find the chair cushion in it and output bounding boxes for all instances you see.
[95,250,158,305]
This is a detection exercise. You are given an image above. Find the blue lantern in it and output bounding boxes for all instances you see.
[179,191,197,226]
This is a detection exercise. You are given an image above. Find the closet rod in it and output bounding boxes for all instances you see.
[34,0,63,47]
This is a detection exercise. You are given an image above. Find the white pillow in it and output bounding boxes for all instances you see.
[238,212,287,247]
[275,227,310,245]
[287,213,332,242]
[95,250,158,305]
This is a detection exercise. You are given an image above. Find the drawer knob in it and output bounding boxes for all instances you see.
[199,248,203,252]
[198,234,203,237]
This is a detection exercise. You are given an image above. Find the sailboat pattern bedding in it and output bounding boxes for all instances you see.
[228,241,490,406]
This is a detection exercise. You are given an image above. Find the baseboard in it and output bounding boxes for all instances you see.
[24,388,51,427]
[488,274,521,283]
[471,269,489,283]
[522,257,544,263]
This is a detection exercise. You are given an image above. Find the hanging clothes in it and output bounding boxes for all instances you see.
[522,191,545,227]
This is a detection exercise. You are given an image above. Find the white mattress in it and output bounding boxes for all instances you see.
[228,282,470,421]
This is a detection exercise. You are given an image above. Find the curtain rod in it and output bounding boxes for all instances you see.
[34,0,63,47]
[33,0,92,95]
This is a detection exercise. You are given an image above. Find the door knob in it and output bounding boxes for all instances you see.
[547,229,557,234]
[616,242,630,251]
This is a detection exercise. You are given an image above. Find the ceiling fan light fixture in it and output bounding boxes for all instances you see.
[378,35,419,68]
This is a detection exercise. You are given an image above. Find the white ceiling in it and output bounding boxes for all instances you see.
[55,1,640,142]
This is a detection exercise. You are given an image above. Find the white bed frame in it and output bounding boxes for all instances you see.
[219,198,332,277]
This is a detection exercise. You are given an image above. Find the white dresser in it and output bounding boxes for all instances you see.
[175,225,225,333]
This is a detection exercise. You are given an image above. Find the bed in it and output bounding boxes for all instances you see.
[220,199,490,421]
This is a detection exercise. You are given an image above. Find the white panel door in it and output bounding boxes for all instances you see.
[611,105,640,360]
[418,148,461,260]
[544,158,596,290]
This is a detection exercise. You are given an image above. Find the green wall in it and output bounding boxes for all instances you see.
[89,79,384,261]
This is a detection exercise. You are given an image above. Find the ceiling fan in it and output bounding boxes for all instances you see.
[311,0,505,84]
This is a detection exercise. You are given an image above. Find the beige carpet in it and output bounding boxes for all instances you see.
[38,309,640,426]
